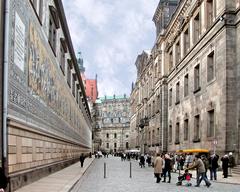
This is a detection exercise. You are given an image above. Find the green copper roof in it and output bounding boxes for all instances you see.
[95,95,129,103]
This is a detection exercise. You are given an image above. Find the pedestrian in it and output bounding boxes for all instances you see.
[162,154,172,183]
[186,154,211,187]
[80,154,85,168]
[201,155,209,178]
[228,152,235,176]
[221,154,229,178]
[208,154,219,180]
[154,153,163,183]
[140,154,145,168]
[0,167,8,192]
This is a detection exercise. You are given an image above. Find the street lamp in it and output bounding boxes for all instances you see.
[139,116,149,154]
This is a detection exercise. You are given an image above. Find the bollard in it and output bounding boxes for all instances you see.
[130,162,132,178]
[104,162,106,178]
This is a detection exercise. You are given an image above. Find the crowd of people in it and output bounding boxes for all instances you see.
[112,151,237,187]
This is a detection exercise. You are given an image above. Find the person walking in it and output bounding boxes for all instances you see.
[0,167,8,192]
[209,154,219,180]
[140,154,145,168]
[228,152,235,176]
[186,154,211,187]
[79,154,85,168]
[162,154,172,183]
[201,155,209,178]
[154,153,163,183]
[221,154,229,178]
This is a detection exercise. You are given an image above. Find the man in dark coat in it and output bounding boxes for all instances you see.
[162,154,172,183]
[0,167,8,192]
[221,154,229,178]
[80,154,85,168]
[209,154,219,180]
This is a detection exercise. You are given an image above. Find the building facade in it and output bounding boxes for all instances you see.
[130,0,240,162]
[1,0,92,190]
[93,95,130,153]
[0,0,4,170]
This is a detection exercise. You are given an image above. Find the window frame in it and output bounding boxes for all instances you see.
[175,122,180,144]
[175,82,180,104]
[207,51,215,82]
[207,110,215,137]
[184,74,189,97]
[194,115,200,142]
[194,64,201,93]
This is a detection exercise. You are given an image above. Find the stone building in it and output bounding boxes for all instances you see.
[1,0,92,190]
[0,0,4,170]
[93,95,130,153]
[130,0,240,162]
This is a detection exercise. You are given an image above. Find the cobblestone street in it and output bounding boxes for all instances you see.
[70,156,240,192]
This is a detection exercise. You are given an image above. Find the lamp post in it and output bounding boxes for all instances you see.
[139,116,149,154]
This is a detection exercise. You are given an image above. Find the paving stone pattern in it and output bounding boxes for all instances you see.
[70,156,240,192]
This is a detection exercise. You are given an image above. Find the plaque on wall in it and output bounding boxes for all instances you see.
[14,12,25,72]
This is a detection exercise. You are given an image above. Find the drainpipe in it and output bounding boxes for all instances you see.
[3,0,9,176]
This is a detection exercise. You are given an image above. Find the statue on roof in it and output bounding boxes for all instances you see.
[77,51,85,73]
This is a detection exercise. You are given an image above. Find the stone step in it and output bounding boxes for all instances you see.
[232,165,240,175]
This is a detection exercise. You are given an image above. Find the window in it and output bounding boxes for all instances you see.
[126,135,129,138]
[175,122,180,144]
[106,143,109,148]
[106,133,109,138]
[175,41,181,63]
[169,50,173,71]
[207,51,214,82]
[91,86,94,98]
[67,63,71,87]
[184,119,189,140]
[152,130,155,143]
[184,74,189,97]
[126,142,129,149]
[194,115,200,141]
[149,131,151,140]
[60,40,66,74]
[148,104,151,117]
[152,100,155,115]
[72,74,76,97]
[169,88,172,106]
[176,82,180,104]
[169,124,172,143]
[206,0,214,28]
[30,0,43,22]
[193,13,200,44]
[207,110,214,137]
[114,133,117,139]
[114,143,117,148]
[48,6,59,54]
[76,90,79,104]
[184,28,190,55]
[194,64,200,92]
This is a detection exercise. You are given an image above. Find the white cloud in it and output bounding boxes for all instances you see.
[62,0,159,97]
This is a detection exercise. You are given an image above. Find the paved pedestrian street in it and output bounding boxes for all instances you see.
[70,156,240,192]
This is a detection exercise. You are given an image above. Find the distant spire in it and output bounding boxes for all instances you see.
[77,51,85,72]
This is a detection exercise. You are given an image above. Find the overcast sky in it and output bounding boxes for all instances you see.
[62,0,159,97]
